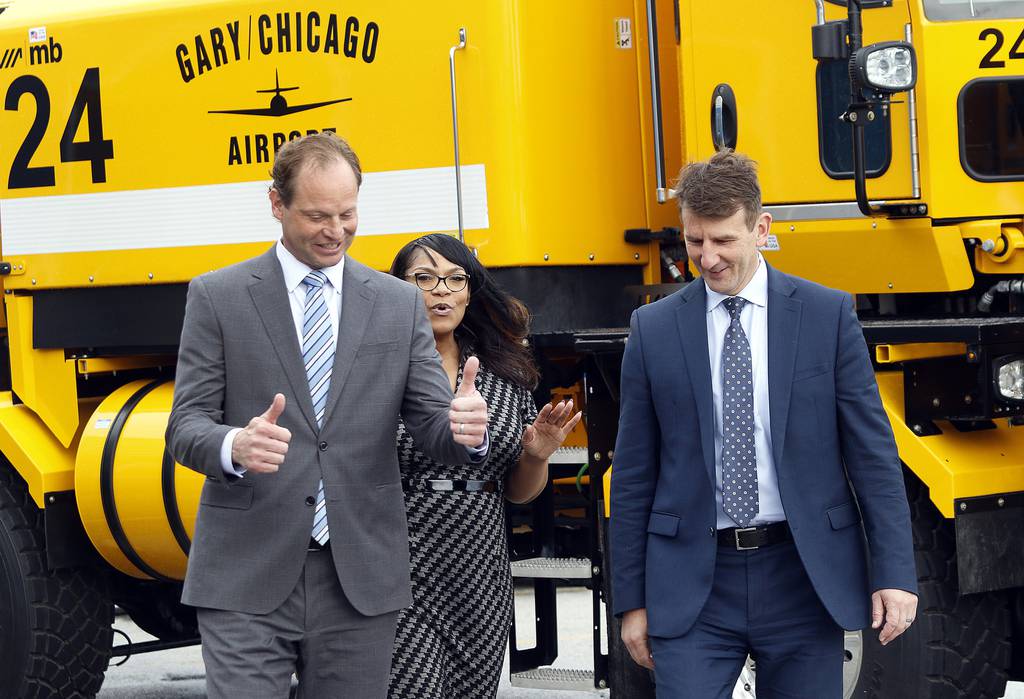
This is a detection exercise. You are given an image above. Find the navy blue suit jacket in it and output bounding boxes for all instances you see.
[610,265,917,637]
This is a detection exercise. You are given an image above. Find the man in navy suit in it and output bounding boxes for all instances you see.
[610,150,918,697]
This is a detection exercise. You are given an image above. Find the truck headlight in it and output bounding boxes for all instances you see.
[995,355,1024,403]
[851,41,916,93]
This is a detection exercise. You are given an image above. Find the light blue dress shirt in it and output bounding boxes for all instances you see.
[704,255,785,529]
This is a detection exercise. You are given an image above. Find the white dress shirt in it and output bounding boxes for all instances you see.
[219,241,344,474]
[705,255,785,528]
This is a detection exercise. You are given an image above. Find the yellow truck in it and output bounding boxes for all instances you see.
[0,0,1021,697]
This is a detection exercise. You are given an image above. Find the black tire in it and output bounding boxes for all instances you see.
[849,471,1011,699]
[0,462,113,698]
[601,517,656,698]
[110,575,197,642]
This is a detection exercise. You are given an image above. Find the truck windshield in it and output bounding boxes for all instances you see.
[924,0,1024,21]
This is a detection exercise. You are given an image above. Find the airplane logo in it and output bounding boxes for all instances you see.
[209,70,351,117]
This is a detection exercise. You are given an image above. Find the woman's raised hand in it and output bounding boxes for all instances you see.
[522,399,583,461]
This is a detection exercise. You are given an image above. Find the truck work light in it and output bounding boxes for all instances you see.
[851,41,916,93]
[995,355,1024,403]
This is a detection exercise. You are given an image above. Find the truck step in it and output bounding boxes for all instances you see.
[510,667,596,691]
[510,556,592,579]
[548,446,588,464]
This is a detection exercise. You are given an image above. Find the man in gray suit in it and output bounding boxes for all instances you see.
[166,132,489,698]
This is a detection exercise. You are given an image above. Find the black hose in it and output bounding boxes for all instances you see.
[661,252,684,282]
[978,278,1024,312]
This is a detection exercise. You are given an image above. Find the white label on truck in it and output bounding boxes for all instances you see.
[28,27,46,43]
[615,19,632,49]
[94,419,112,429]
[1,165,490,254]
[763,234,780,251]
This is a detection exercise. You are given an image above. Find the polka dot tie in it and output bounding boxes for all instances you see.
[721,297,758,527]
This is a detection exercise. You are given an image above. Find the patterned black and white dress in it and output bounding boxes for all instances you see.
[388,361,537,699]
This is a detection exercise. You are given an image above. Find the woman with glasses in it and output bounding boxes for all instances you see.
[386,234,581,698]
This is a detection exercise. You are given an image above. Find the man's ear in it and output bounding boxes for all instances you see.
[754,211,772,247]
[269,188,284,221]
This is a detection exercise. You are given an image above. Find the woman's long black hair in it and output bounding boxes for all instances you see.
[390,234,539,390]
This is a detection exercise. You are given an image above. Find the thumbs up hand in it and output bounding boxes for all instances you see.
[261,393,286,424]
[231,393,292,473]
[450,356,489,448]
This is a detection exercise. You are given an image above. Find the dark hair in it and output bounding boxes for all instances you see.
[270,132,362,206]
[674,149,761,229]
[390,234,539,390]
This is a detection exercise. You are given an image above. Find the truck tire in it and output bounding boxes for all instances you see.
[601,518,656,698]
[111,575,197,642]
[848,472,1011,698]
[0,463,113,698]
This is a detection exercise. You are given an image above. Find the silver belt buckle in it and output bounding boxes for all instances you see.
[734,526,759,551]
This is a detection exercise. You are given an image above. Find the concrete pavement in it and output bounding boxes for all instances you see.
[99,585,1022,698]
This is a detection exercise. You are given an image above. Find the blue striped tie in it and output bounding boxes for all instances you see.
[303,271,333,545]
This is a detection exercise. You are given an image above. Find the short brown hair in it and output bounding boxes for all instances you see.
[270,132,362,206]
[674,149,761,229]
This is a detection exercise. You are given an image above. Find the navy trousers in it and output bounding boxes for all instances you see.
[650,539,844,698]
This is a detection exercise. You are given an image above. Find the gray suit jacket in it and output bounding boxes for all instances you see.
[166,247,472,616]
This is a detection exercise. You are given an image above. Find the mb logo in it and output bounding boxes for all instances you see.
[30,37,62,65]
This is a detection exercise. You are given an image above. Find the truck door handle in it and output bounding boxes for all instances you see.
[711,83,737,151]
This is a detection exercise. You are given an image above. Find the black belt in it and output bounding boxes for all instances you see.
[308,538,330,552]
[401,478,498,493]
[717,521,790,550]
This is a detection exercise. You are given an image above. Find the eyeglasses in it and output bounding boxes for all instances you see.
[406,272,471,292]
